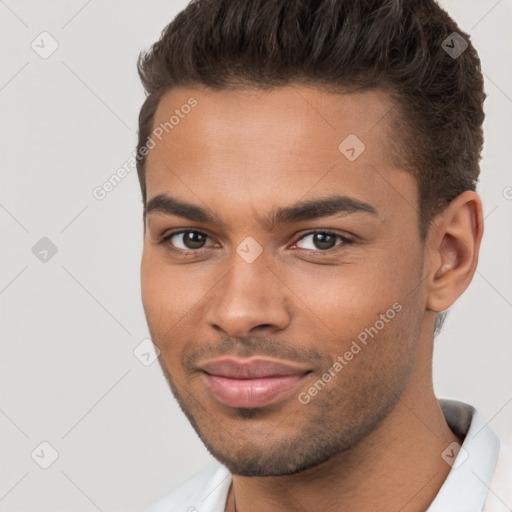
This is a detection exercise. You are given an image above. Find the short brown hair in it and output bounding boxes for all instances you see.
[136,0,485,239]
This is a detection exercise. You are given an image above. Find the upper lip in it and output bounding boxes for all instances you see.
[198,357,312,379]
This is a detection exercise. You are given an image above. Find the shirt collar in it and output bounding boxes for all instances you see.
[426,399,500,511]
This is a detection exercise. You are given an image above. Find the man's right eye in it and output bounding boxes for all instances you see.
[160,230,214,252]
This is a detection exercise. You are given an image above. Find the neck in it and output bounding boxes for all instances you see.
[226,375,459,512]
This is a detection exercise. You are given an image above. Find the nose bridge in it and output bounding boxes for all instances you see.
[205,250,291,336]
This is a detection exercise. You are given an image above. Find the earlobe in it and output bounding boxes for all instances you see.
[426,191,483,313]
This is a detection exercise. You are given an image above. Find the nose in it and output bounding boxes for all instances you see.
[205,254,292,339]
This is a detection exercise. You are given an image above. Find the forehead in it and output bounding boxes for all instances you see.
[149,84,396,162]
[144,84,415,225]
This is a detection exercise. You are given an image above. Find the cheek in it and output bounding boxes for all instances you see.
[140,250,180,340]
[286,250,421,355]
[140,250,162,321]
[288,260,406,323]
[140,249,212,346]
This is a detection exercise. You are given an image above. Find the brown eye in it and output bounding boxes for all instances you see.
[295,231,350,251]
[162,230,210,250]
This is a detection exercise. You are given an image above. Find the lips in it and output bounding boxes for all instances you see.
[199,357,311,408]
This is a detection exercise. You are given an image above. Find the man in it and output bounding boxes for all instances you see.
[136,0,511,510]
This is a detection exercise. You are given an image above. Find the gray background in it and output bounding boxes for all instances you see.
[1,0,511,510]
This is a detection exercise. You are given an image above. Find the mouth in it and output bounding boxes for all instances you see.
[198,357,312,408]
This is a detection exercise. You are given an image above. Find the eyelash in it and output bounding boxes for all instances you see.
[158,229,353,257]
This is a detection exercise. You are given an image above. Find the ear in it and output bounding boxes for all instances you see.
[424,190,484,313]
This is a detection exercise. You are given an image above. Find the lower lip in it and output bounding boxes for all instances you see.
[203,373,308,408]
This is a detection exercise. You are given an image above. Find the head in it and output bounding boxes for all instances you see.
[137,0,485,476]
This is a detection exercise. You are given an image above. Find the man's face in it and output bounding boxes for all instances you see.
[141,85,428,476]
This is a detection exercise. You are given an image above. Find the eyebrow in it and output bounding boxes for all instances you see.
[145,193,378,229]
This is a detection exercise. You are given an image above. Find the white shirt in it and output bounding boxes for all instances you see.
[145,399,512,512]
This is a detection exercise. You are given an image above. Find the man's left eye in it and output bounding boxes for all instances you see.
[294,231,350,251]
